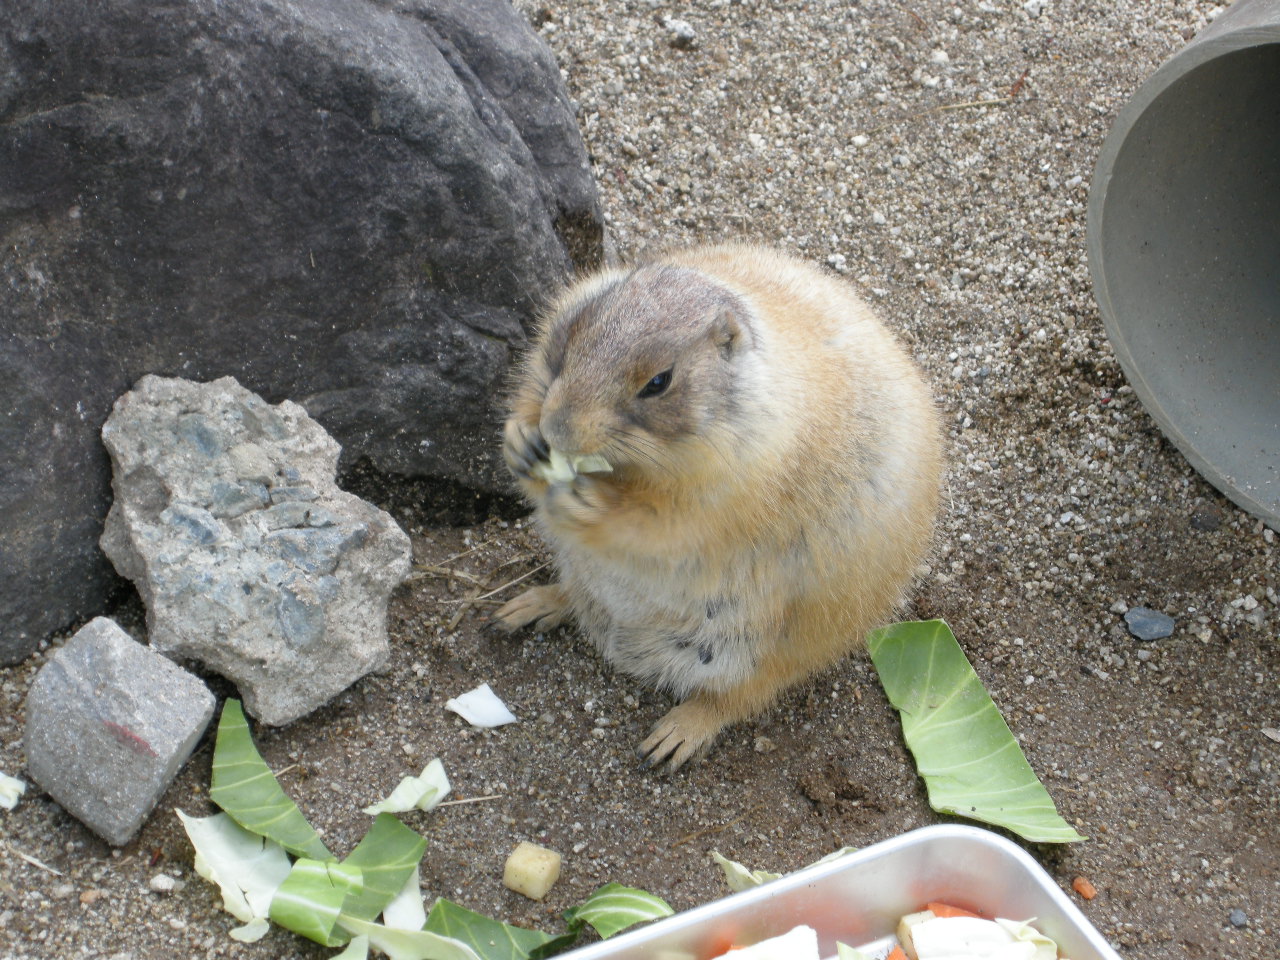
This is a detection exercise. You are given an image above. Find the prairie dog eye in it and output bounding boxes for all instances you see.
[637,368,673,399]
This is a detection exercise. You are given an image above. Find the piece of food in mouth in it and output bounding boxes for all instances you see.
[531,448,613,484]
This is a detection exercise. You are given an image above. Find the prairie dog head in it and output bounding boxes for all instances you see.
[530,263,755,474]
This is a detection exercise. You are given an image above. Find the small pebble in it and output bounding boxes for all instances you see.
[1228,908,1248,928]
[1190,507,1223,531]
[1123,606,1175,640]
[661,16,697,49]
[149,874,177,894]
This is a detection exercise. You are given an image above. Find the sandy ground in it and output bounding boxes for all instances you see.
[1,2,1277,959]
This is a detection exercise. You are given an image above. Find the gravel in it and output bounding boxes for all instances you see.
[1,2,1276,959]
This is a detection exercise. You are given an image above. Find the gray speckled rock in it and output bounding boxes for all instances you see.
[23,617,215,847]
[101,375,412,725]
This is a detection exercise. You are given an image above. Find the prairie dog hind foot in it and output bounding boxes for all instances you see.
[637,698,728,773]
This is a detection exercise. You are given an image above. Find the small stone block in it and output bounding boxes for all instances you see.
[23,617,215,846]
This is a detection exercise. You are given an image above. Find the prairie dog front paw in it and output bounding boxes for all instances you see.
[492,584,570,633]
[503,418,551,486]
[544,472,612,528]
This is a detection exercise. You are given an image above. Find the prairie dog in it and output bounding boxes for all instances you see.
[495,245,943,770]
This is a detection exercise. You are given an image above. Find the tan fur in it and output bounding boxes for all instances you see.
[495,244,943,770]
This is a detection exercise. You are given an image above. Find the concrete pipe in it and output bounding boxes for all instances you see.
[1087,0,1280,529]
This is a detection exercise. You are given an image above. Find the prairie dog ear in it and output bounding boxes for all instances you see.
[711,305,742,357]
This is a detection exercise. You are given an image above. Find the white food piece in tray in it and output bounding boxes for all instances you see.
[713,923,821,959]
[898,909,937,958]
[909,915,1059,960]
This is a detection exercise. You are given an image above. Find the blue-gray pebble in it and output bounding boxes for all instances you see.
[1124,606,1175,640]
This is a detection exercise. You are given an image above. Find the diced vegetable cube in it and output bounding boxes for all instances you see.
[502,841,562,901]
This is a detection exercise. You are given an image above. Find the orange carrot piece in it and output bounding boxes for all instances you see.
[709,941,740,955]
[1072,876,1098,900]
[886,947,909,960]
[925,901,984,919]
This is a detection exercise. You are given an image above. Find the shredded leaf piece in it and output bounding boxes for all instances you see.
[381,865,427,931]
[424,898,564,960]
[176,810,291,943]
[910,915,1059,960]
[836,943,873,960]
[868,620,1086,843]
[339,914,484,960]
[209,699,333,860]
[711,847,858,892]
[332,934,371,960]
[710,851,783,891]
[338,813,429,924]
[363,759,451,815]
[562,882,675,940]
[269,857,363,946]
[531,449,612,485]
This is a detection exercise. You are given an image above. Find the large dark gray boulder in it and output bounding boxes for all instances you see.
[0,0,603,663]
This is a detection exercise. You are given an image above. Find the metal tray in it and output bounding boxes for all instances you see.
[561,824,1123,960]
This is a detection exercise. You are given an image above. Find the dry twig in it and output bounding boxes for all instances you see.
[671,803,764,848]
[407,564,487,586]
[472,561,551,602]
[447,586,484,631]
[4,842,64,876]
[436,794,504,808]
